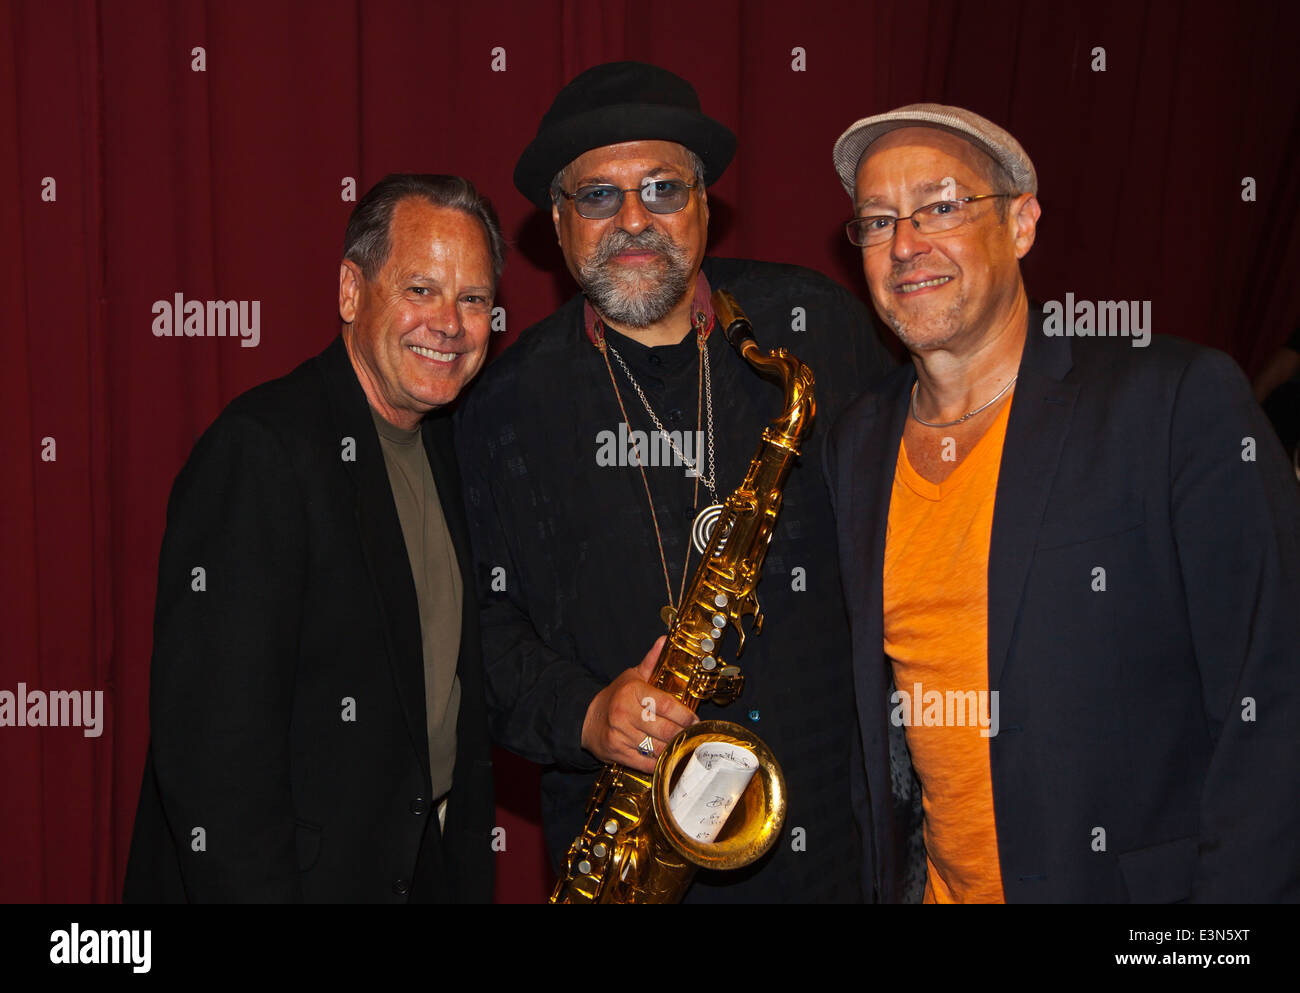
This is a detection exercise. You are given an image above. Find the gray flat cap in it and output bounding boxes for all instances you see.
[832,103,1037,197]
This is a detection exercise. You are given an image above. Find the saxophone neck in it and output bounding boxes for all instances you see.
[715,290,816,448]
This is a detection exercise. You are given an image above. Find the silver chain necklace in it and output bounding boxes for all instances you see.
[910,376,1017,428]
[606,341,718,501]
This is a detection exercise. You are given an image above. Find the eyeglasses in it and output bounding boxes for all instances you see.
[845,194,1014,247]
[557,179,698,219]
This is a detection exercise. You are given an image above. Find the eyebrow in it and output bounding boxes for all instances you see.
[573,165,684,187]
[855,179,970,213]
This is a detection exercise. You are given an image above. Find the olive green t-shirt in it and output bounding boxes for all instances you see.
[370,408,463,804]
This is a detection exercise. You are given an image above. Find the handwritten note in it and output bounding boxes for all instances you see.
[667,743,759,843]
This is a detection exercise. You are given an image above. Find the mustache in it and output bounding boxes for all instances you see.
[589,227,678,267]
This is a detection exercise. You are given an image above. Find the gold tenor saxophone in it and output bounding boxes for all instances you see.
[551,290,817,904]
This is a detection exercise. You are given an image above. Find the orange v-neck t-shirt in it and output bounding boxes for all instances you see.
[883,397,1012,903]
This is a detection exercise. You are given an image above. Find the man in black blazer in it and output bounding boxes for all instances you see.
[825,105,1300,902]
[124,175,502,902]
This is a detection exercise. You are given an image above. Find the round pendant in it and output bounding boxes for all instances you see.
[691,503,726,555]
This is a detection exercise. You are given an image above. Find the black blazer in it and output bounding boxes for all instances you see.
[124,336,494,903]
[825,307,1300,903]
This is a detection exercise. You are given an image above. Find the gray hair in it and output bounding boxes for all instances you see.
[343,174,507,287]
[548,148,706,209]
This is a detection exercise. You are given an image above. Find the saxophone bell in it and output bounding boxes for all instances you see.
[651,720,788,871]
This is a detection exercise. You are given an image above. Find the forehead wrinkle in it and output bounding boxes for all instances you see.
[856,175,980,214]
[566,139,694,183]
[573,164,689,188]
[403,259,492,287]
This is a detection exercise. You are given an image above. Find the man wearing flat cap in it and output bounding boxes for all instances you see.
[457,61,894,902]
[824,104,1300,902]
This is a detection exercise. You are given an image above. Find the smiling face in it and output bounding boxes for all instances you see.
[853,127,1038,354]
[339,198,494,428]
[552,140,708,329]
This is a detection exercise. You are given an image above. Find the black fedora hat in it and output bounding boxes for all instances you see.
[514,61,737,210]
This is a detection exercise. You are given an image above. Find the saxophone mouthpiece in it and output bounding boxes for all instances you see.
[713,290,757,356]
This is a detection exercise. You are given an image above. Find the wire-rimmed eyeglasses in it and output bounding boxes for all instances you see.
[845,194,1014,247]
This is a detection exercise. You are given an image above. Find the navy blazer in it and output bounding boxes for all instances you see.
[825,306,1300,903]
[125,336,494,903]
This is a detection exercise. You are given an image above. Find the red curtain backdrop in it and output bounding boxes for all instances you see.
[3,0,1298,904]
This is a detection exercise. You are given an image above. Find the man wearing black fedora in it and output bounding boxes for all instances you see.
[456,61,893,902]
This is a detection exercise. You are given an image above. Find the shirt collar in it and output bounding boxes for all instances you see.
[583,270,715,348]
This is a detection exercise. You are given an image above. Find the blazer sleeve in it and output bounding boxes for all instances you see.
[149,411,307,901]
[455,404,606,772]
[1169,349,1300,901]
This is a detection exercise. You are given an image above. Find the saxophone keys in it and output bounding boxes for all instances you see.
[732,623,748,657]
[711,666,745,706]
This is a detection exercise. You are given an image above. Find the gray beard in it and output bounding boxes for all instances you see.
[885,304,964,352]
[578,228,692,329]
[881,276,966,351]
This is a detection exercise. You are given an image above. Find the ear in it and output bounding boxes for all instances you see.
[339,260,363,323]
[551,198,562,244]
[1011,194,1041,260]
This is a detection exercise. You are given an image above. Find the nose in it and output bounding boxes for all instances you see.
[425,296,463,339]
[889,217,932,263]
[614,188,655,234]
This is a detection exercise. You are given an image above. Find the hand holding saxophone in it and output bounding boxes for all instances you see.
[580,635,700,772]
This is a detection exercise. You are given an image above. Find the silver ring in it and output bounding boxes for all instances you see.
[636,735,655,756]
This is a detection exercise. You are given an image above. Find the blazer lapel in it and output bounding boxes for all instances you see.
[842,368,912,902]
[987,308,1077,689]
[316,336,431,784]
[853,372,912,660]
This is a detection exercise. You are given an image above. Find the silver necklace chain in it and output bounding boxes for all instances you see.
[910,375,1018,428]
[606,339,718,499]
